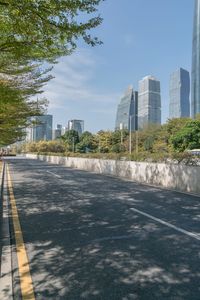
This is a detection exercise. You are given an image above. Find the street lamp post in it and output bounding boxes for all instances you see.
[124,113,138,155]
[129,115,132,154]
[120,123,123,146]
[72,136,75,152]
[123,113,132,154]
[136,130,138,154]
[129,114,139,155]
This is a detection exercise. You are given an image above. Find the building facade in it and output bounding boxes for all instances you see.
[68,119,84,136]
[169,68,190,119]
[115,86,138,131]
[52,124,62,140]
[28,115,53,142]
[191,0,200,118]
[138,75,161,129]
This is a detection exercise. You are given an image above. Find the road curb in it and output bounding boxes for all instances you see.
[0,161,5,252]
[0,161,5,213]
[0,163,14,299]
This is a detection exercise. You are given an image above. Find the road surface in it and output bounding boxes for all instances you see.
[1,157,200,300]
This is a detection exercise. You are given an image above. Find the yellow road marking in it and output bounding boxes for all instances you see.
[6,164,35,300]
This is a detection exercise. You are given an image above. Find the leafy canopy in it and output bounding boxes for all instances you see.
[170,119,200,152]
[0,0,104,145]
[0,0,103,63]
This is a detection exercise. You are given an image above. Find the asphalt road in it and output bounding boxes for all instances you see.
[3,158,200,299]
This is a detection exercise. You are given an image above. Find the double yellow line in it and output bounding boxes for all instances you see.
[6,163,35,300]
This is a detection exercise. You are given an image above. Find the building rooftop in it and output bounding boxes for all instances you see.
[142,75,158,81]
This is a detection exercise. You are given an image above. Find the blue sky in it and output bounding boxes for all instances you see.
[43,0,194,132]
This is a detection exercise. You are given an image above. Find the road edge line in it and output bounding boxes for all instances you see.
[0,162,13,299]
[7,164,35,300]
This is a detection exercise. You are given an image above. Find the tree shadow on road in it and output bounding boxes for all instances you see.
[3,159,200,300]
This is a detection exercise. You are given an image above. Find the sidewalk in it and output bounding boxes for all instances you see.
[0,162,13,299]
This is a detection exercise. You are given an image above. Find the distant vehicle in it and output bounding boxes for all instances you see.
[186,149,200,156]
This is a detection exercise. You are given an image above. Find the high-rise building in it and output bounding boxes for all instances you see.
[56,124,62,130]
[138,75,161,129]
[53,124,62,140]
[68,119,84,136]
[169,68,190,119]
[191,0,200,118]
[61,127,67,135]
[28,115,53,141]
[115,86,138,131]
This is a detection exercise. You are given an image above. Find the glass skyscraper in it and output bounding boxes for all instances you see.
[53,124,62,140]
[115,86,138,131]
[68,119,84,136]
[169,68,190,119]
[27,115,53,141]
[191,0,200,118]
[138,75,161,129]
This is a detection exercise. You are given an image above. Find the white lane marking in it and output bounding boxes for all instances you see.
[46,171,62,179]
[130,207,200,241]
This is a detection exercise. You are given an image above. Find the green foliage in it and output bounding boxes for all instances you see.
[0,81,47,146]
[0,0,103,63]
[0,0,103,145]
[144,136,155,151]
[170,119,200,152]
[97,130,113,153]
[61,130,79,151]
[110,129,129,153]
[166,118,190,136]
[25,140,65,153]
[111,129,129,144]
[76,131,97,152]
[23,117,200,164]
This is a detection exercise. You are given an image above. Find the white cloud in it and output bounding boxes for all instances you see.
[43,48,120,116]
[40,48,122,131]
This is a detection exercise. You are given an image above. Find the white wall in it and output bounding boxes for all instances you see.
[25,154,200,195]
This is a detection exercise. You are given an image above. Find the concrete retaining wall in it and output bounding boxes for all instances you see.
[25,154,200,195]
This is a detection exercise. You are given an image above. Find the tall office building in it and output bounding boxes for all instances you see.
[115,86,138,131]
[68,119,84,136]
[53,124,62,140]
[61,127,67,135]
[138,75,161,129]
[56,124,62,130]
[28,115,53,141]
[191,0,200,118]
[169,68,190,119]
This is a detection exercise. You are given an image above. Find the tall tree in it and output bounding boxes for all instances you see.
[61,130,79,152]
[0,82,47,145]
[0,0,104,145]
[170,119,200,152]
[0,0,103,64]
[76,131,97,152]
